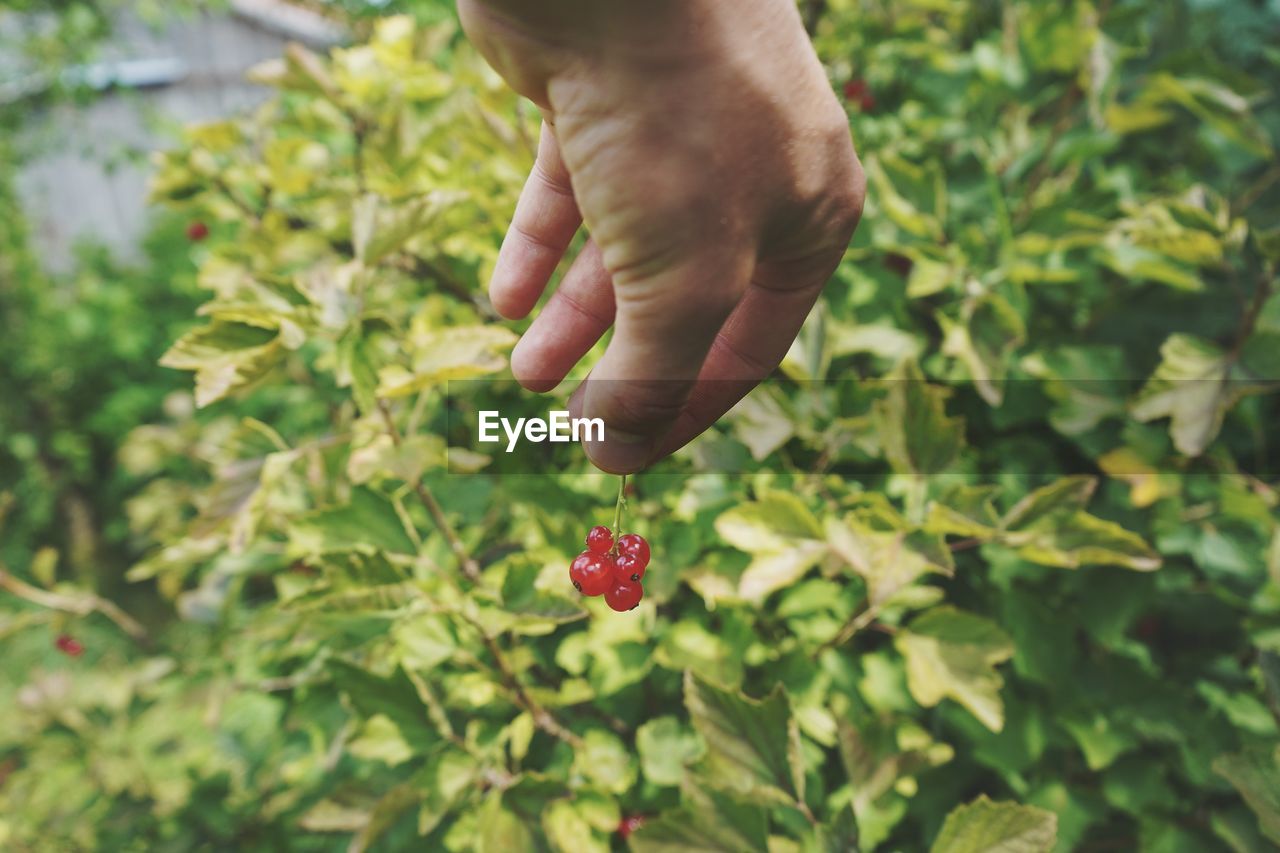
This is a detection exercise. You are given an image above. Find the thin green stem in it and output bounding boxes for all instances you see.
[611,474,628,541]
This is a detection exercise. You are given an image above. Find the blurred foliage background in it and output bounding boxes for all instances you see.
[1,0,1279,850]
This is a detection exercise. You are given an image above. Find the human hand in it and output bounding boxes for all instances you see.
[459,0,865,473]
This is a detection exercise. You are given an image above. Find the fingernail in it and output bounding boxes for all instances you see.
[586,428,654,474]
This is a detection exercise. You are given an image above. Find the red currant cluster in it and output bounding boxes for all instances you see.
[569,526,650,612]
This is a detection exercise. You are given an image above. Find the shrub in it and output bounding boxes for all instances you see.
[2,2,1279,850]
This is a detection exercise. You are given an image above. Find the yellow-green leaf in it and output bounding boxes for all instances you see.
[895,607,1014,732]
[931,796,1057,853]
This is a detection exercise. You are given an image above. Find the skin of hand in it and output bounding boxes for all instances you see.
[458,0,865,473]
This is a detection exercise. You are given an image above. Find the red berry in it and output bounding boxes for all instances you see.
[618,815,646,839]
[571,551,614,597]
[842,78,876,112]
[186,221,209,241]
[586,525,613,554]
[605,579,643,612]
[55,634,84,657]
[617,533,650,570]
[616,552,646,583]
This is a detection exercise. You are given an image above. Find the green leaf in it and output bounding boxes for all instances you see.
[873,359,964,476]
[838,717,954,812]
[1098,241,1203,291]
[895,607,1015,732]
[347,715,414,766]
[476,792,535,853]
[1147,73,1273,159]
[1001,477,1097,531]
[926,485,1001,538]
[931,796,1057,853]
[940,293,1026,406]
[1215,747,1280,844]
[394,614,457,670]
[629,783,769,853]
[376,324,516,397]
[715,491,823,549]
[683,671,804,806]
[501,560,588,625]
[336,326,380,414]
[353,190,465,266]
[1006,510,1162,571]
[572,730,637,794]
[159,321,283,407]
[289,486,417,556]
[328,660,438,749]
[543,800,607,853]
[349,782,421,853]
[827,517,954,605]
[818,804,861,853]
[1132,334,1235,456]
[637,716,705,787]
[715,492,826,603]
[866,157,944,240]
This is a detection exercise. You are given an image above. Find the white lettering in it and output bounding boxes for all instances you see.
[575,417,604,443]
[478,411,499,443]
[502,417,525,453]
[550,410,570,442]
[478,410,600,452]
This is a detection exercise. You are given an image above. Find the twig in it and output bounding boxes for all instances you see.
[1227,271,1275,363]
[816,600,878,656]
[0,565,150,647]
[1234,162,1280,215]
[396,255,499,320]
[378,400,482,583]
[611,473,627,542]
[1013,85,1083,226]
[460,612,583,748]
[405,666,517,785]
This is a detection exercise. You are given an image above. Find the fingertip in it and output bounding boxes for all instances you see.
[584,429,656,474]
[510,318,568,392]
[488,261,537,320]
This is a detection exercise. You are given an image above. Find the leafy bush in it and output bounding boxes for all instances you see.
[3,1,1280,850]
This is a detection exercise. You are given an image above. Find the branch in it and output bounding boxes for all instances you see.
[816,599,878,656]
[460,612,584,749]
[0,565,150,648]
[378,400,482,583]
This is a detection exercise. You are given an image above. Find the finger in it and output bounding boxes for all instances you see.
[489,121,581,319]
[511,240,615,392]
[578,252,753,473]
[650,253,840,462]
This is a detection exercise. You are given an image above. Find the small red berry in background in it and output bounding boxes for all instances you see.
[585,525,613,554]
[618,815,646,839]
[186,221,210,241]
[55,634,84,657]
[605,579,643,612]
[843,77,876,112]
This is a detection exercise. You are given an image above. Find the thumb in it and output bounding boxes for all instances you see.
[578,251,752,473]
